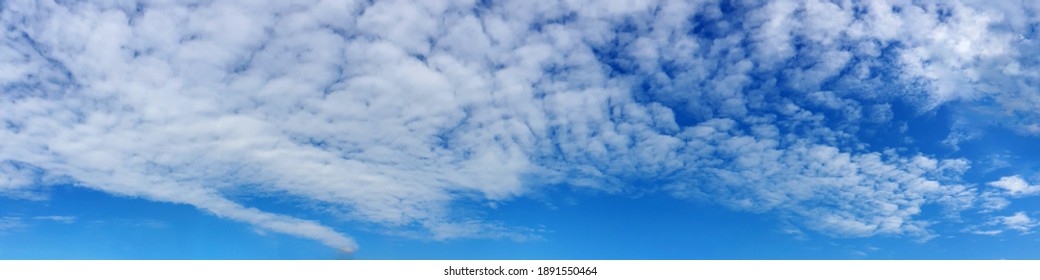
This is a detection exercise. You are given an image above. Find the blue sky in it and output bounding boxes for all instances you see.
[3,0,1040,259]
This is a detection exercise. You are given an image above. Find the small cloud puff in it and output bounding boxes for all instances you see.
[988,176,1040,197]
[999,212,1038,233]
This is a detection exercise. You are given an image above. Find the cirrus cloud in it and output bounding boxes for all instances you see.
[2,0,1040,252]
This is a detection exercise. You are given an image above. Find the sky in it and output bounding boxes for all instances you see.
[2,0,1040,259]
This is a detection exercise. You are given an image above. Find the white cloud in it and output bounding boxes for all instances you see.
[0,161,37,197]
[667,130,973,239]
[2,0,1040,252]
[978,191,1011,212]
[998,212,1038,233]
[987,176,1040,197]
[969,212,1040,235]
[971,229,1002,236]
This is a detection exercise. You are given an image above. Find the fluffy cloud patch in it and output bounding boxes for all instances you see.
[988,176,1040,197]
[2,0,1040,251]
[968,212,1040,236]
[0,162,34,192]
[999,212,1039,233]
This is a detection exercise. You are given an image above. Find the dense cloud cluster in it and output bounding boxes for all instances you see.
[3,0,1040,251]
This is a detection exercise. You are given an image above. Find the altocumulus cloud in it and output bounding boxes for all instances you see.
[3,0,1040,251]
